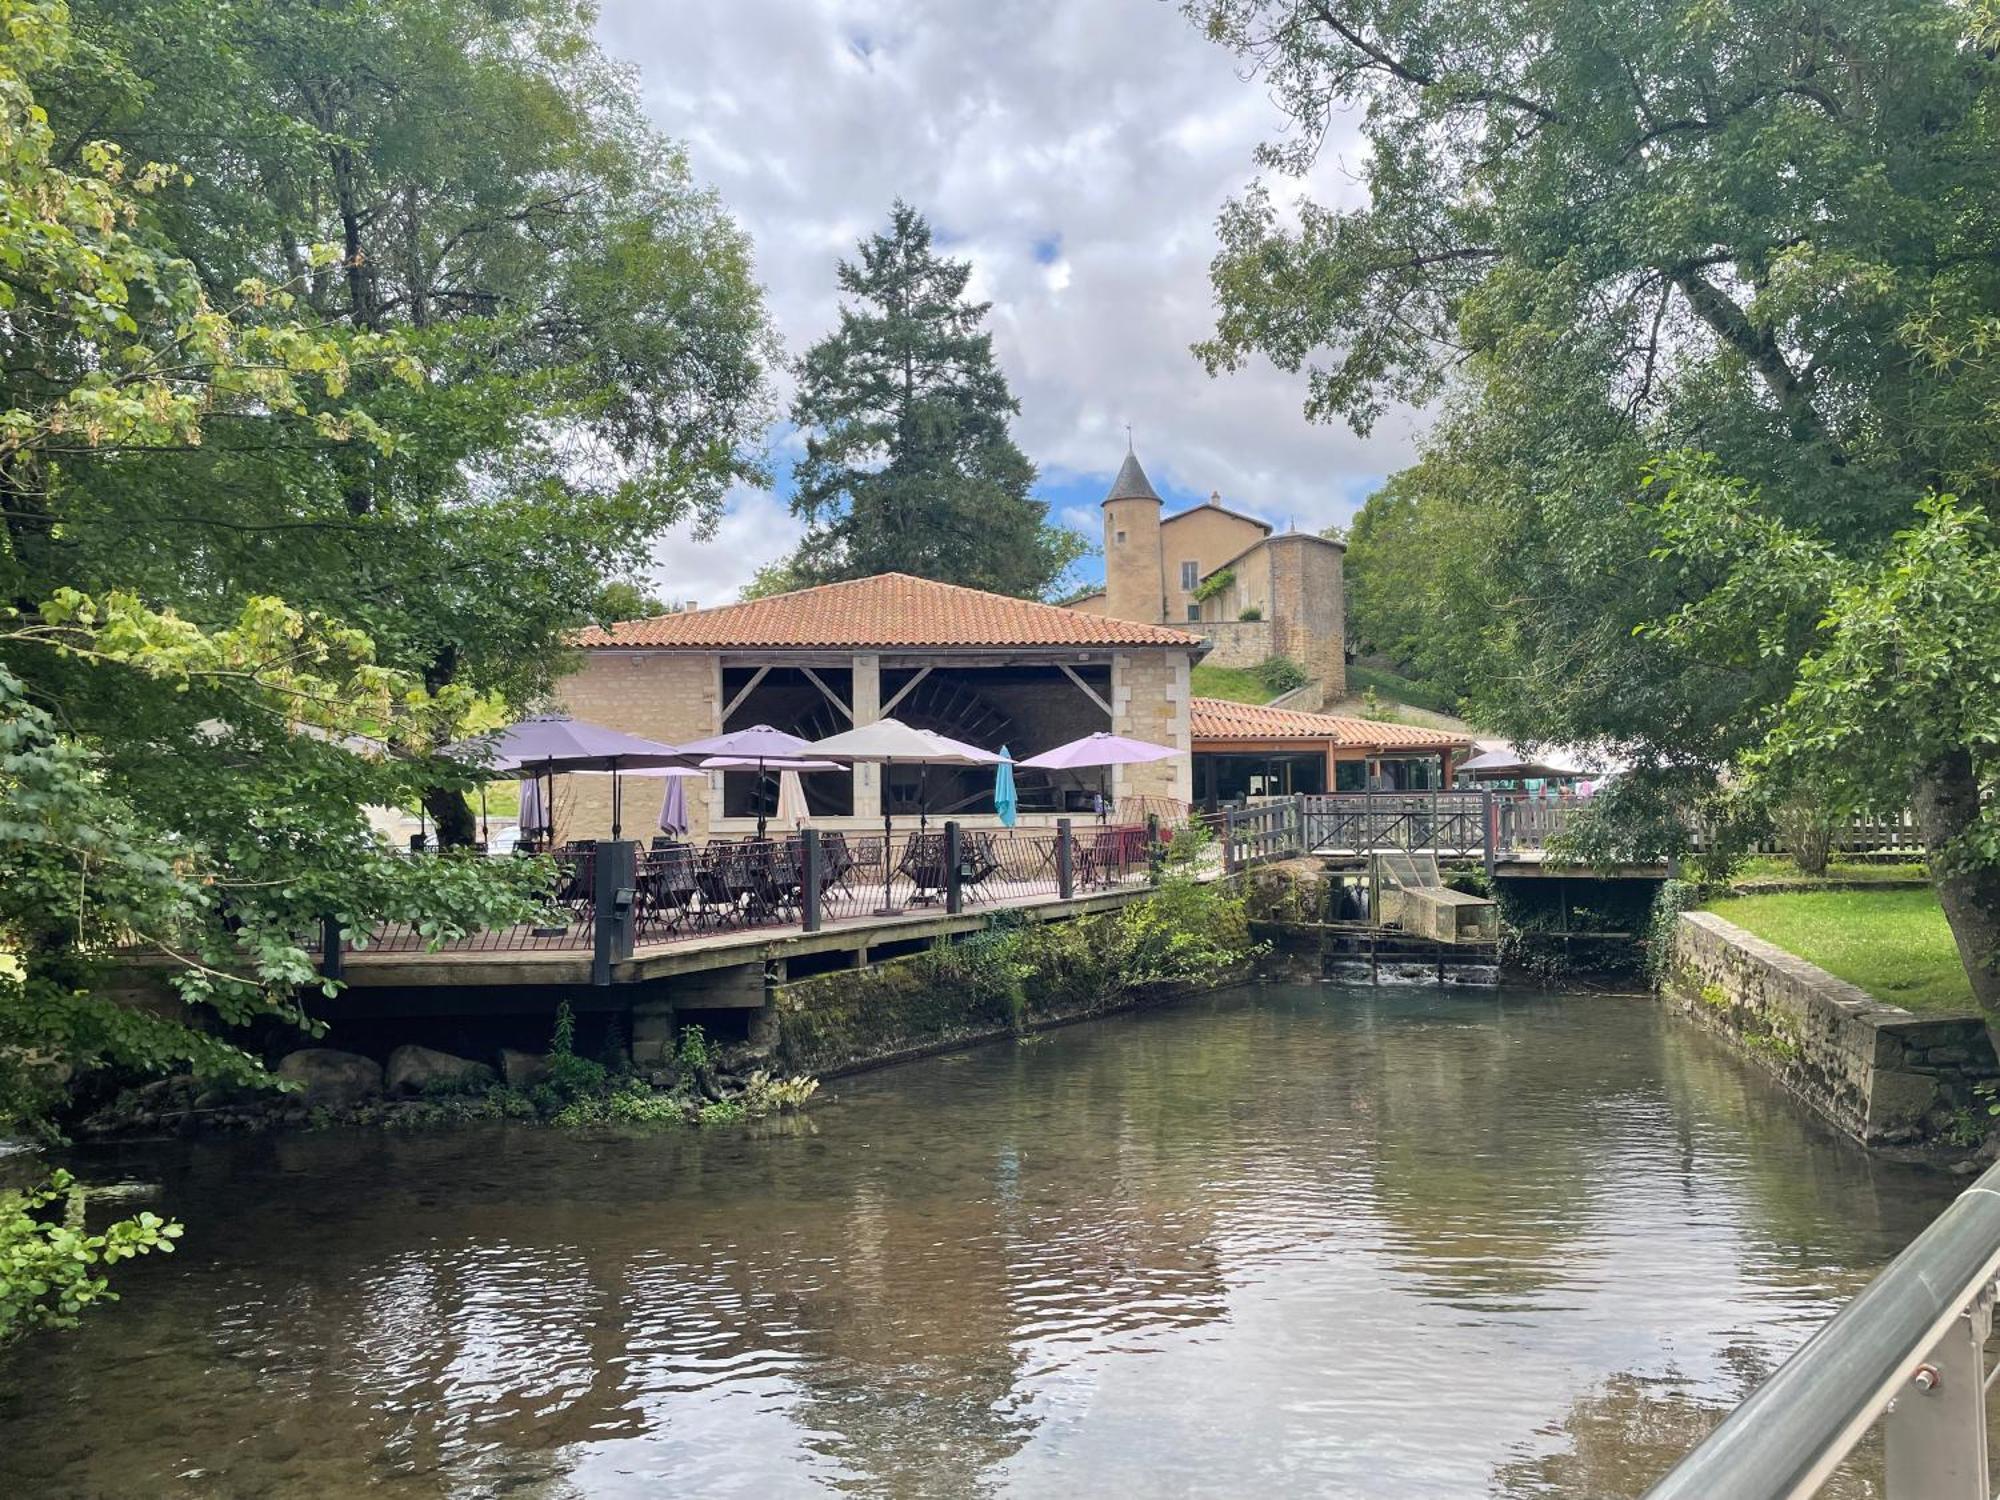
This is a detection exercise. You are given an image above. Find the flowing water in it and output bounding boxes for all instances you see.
[0,984,1961,1498]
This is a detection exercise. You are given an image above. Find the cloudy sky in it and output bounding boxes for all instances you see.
[595,0,1412,604]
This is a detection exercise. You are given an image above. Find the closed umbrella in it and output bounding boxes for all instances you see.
[519,774,547,844]
[994,747,1018,829]
[699,754,847,838]
[775,770,811,829]
[659,774,688,838]
[803,718,994,914]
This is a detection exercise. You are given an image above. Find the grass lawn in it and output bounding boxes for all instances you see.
[1189,663,1274,705]
[1346,663,1461,718]
[1701,887,1973,1015]
[1731,855,1930,885]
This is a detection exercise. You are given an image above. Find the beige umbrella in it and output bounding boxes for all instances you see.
[775,769,811,829]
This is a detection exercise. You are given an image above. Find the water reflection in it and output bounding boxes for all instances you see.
[0,985,1956,1498]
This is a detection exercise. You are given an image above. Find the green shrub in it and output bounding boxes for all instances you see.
[1,1171,181,1342]
[1237,605,1262,621]
[1251,655,1309,694]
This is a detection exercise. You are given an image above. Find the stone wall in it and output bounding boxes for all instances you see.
[1266,534,1346,702]
[1112,648,1192,806]
[1192,619,1276,668]
[558,651,720,841]
[1665,910,1998,1145]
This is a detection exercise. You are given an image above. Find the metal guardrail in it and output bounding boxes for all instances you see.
[1644,1159,2000,1500]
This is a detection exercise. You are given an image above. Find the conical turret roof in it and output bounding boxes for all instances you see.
[1103,449,1162,504]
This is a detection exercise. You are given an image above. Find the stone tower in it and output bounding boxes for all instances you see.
[1101,449,1165,625]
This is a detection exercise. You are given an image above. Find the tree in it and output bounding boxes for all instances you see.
[31,0,776,842]
[1185,0,2000,1010]
[784,201,1086,599]
[0,0,554,1337]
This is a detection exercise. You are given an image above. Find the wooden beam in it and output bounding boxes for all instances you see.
[881,666,932,716]
[721,664,771,722]
[1058,662,1112,717]
[801,666,852,721]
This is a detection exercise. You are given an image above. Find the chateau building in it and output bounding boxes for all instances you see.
[1067,449,1347,706]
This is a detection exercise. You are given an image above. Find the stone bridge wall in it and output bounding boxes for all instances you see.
[1665,910,1997,1145]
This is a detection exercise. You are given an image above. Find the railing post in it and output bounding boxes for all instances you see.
[1222,809,1239,873]
[1884,1298,1993,1500]
[317,917,343,982]
[1483,788,1497,881]
[1056,817,1075,899]
[592,837,637,986]
[944,820,964,915]
[1293,792,1307,856]
[801,828,823,933]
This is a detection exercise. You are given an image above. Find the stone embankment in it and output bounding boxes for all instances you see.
[1663,910,1998,1147]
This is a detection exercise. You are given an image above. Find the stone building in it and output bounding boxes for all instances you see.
[1067,449,1347,706]
[557,572,1202,842]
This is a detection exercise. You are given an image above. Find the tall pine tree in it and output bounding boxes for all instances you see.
[785,203,1084,599]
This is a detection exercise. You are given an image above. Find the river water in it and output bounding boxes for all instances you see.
[0,984,1960,1498]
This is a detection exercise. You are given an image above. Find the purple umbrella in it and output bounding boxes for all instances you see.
[1020,732,1183,825]
[677,724,817,838]
[659,775,688,838]
[1017,732,1181,769]
[444,714,684,841]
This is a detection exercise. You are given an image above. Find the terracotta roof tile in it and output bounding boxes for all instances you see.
[578,572,1205,651]
[1190,696,1471,750]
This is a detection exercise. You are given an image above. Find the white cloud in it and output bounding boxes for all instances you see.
[599,0,1412,601]
[646,487,804,608]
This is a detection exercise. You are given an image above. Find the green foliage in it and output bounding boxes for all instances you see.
[695,1098,746,1128]
[1345,664,1460,720]
[1250,656,1309,695]
[781,201,1088,600]
[1945,1106,1983,1149]
[1645,880,1700,987]
[1183,0,2000,1008]
[739,1070,820,1112]
[1237,606,1262,621]
[674,1024,713,1076]
[543,1001,608,1102]
[1193,568,1235,603]
[1,1170,181,1342]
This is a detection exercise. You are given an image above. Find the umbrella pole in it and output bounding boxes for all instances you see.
[612,766,623,840]
[876,757,896,916]
[756,756,768,841]
[479,784,489,847]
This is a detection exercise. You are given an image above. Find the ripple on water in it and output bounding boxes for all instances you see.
[0,985,1956,1499]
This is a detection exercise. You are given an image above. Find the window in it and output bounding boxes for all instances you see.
[1187,603,1202,621]
[1179,560,1200,591]
[1114,530,1127,544]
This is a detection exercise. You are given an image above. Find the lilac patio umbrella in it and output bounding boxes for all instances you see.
[444,714,685,842]
[677,724,817,837]
[699,755,848,837]
[1020,732,1183,824]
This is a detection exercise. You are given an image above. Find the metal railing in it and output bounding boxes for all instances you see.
[1644,1159,2000,1500]
[321,819,1166,977]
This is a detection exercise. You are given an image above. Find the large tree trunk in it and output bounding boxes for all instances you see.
[420,643,479,848]
[1912,747,2000,1017]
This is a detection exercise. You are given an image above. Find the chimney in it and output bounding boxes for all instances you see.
[1207,490,1221,507]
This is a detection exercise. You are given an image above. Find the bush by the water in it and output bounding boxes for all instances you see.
[778,832,1259,1071]
[1,1170,181,1344]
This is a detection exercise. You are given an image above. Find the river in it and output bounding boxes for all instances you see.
[0,983,1959,1498]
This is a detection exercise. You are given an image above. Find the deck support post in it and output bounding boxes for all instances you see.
[801,828,823,932]
[944,821,964,915]
[318,917,343,982]
[1056,817,1075,899]
[1483,789,1497,881]
[592,838,637,987]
